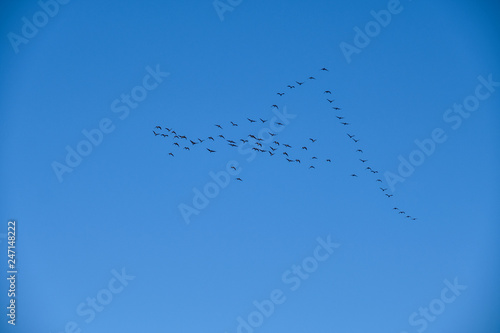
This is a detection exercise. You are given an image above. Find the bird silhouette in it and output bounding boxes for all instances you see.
[327,99,335,103]
[271,105,279,109]
[260,118,268,123]
[296,81,304,85]
[207,148,216,153]
[356,149,363,153]
[155,126,162,129]
[276,122,284,126]
[351,174,358,177]
[309,138,317,142]
[215,124,223,129]
[333,107,341,110]
[190,140,197,145]
[219,135,225,139]
[247,118,256,123]
[168,152,174,157]
[173,142,180,147]
[231,121,238,126]
[336,116,344,120]
[324,91,332,94]
[208,136,214,141]
[309,166,315,169]
[236,178,242,181]
[295,159,301,163]
[302,146,308,150]
[183,147,190,151]
[380,188,388,191]
[277,92,285,96]
[385,194,393,198]
[326,159,331,162]
[153,130,159,136]
[347,133,355,138]
[268,132,277,136]
[287,85,295,89]
[283,152,289,156]
[321,68,328,71]
[360,159,367,163]
[283,144,292,148]
[341,122,350,125]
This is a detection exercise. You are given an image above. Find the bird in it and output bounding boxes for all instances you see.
[269,151,274,156]
[309,166,315,169]
[333,107,341,110]
[247,118,256,123]
[302,146,307,150]
[215,124,223,129]
[283,144,292,148]
[276,122,284,126]
[321,68,328,71]
[356,149,363,153]
[230,121,238,126]
[327,99,335,103]
[208,136,214,141]
[198,138,204,143]
[341,122,350,125]
[173,142,180,147]
[352,138,359,143]
[161,134,168,137]
[393,207,399,210]
[312,157,318,160]
[168,152,174,157]
[308,76,316,80]
[286,158,294,162]
[153,130,159,136]
[236,178,242,181]
[283,152,289,156]
[229,143,238,147]
[270,147,277,151]
[366,167,372,170]
[336,116,344,120]
[295,159,301,163]
[380,188,388,191]
[371,170,379,174]
[231,166,237,171]
[351,174,358,177]
[165,127,172,132]
[324,90,332,94]
[184,147,190,151]
[227,140,236,143]
[271,105,279,109]
[277,92,285,96]
[309,138,317,142]
[256,142,263,147]
[207,148,216,153]
[260,118,268,123]
[360,159,367,163]
[287,85,295,89]
[326,159,331,162]
[155,126,162,129]
[268,132,277,136]
[190,140,197,145]
[179,135,187,140]
[240,139,249,143]
[249,134,257,139]
[376,179,382,182]
[385,194,393,198]
[218,135,225,139]
[399,211,406,214]
[295,81,304,85]
[171,130,177,135]
[412,218,417,221]
[347,133,355,138]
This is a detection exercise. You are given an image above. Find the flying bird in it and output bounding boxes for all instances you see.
[324,91,332,94]
[230,121,238,126]
[208,137,214,141]
[327,99,335,103]
[276,122,284,126]
[287,85,295,89]
[183,147,190,151]
[155,126,161,129]
[283,144,292,148]
[308,76,316,80]
[333,107,341,110]
[207,148,216,153]
[173,142,180,147]
[247,118,256,123]
[277,92,285,96]
[356,149,363,153]
[215,124,223,129]
[168,152,174,157]
[260,118,268,123]
[309,166,315,169]
[271,105,279,109]
[385,194,394,198]
[219,135,225,139]
[283,152,289,156]
[321,68,328,71]
[347,133,355,138]
[351,174,358,177]
[302,146,307,150]
[326,159,331,162]
[153,130,159,136]
[341,122,350,125]
[309,138,317,142]
[296,81,304,85]
[336,116,344,120]
[236,178,242,181]
[360,159,367,163]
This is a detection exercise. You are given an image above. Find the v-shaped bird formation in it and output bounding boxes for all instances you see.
[152,67,417,221]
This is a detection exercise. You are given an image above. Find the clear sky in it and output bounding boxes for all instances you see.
[1,0,499,332]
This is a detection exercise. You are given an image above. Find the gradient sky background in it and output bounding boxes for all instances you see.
[1,0,499,332]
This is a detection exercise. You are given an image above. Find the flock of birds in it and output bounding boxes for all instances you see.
[152,68,417,221]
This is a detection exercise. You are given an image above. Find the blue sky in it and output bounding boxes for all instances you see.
[1,0,499,332]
